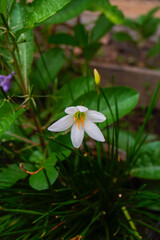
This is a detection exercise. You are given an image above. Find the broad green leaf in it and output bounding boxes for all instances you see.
[0,164,27,188]
[137,7,160,26]
[25,0,71,28]
[10,3,34,81]
[85,42,102,61]
[0,102,25,138]
[136,7,160,39]
[45,0,91,25]
[30,48,65,90]
[124,18,139,31]
[0,0,14,17]
[18,30,34,81]
[48,33,77,46]
[48,134,72,160]
[91,14,113,42]
[55,76,95,113]
[3,121,25,141]
[74,86,139,126]
[10,3,29,32]
[0,0,9,16]
[29,156,58,191]
[91,1,124,24]
[147,38,160,58]
[131,141,160,180]
[74,24,88,47]
[113,32,134,43]
[103,4,124,25]
[140,17,160,39]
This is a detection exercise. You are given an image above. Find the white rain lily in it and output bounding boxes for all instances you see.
[48,106,106,148]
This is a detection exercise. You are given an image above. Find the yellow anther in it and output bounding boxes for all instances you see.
[74,111,86,129]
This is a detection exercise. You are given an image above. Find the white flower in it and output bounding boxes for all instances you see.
[48,106,106,148]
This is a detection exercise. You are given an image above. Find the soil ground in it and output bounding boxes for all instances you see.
[95,36,160,69]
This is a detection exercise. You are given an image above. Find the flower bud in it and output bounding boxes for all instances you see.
[94,68,100,86]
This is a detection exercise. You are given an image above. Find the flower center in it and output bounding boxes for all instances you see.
[74,111,86,129]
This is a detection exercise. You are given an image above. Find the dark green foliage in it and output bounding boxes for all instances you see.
[123,7,160,43]
[0,0,160,239]
[113,31,134,43]
[91,14,113,42]
[147,38,160,58]
[30,48,65,90]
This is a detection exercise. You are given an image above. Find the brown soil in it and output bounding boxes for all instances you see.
[94,35,160,70]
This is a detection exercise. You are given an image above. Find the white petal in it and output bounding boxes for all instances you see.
[65,106,78,115]
[77,106,88,112]
[84,119,105,142]
[71,124,84,148]
[86,110,106,123]
[48,115,73,132]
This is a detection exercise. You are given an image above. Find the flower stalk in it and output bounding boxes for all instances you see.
[121,206,142,239]
[94,69,102,167]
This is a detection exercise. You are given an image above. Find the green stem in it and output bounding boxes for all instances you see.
[42,168,53,193]
[11,41,45,152]
[97,92,102,168]
[0,206,43,215]
[34,35,52,83]
[74,149,79,171]
[6,131,38,145]
[10,50,27,95]
[29,104,46,151]
[2,15,46,152]
[121,206,141,239]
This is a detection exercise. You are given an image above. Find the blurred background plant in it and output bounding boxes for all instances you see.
[0,0,160,239]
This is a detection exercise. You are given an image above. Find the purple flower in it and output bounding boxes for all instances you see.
[0,71,14,92]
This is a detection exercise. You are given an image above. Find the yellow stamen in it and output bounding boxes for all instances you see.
[74,111,86,129]
[80,116,84,128]
[75,115,85,129]
[75,117,79,128]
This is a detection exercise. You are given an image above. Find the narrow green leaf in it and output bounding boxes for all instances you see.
[103,129,135,152]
